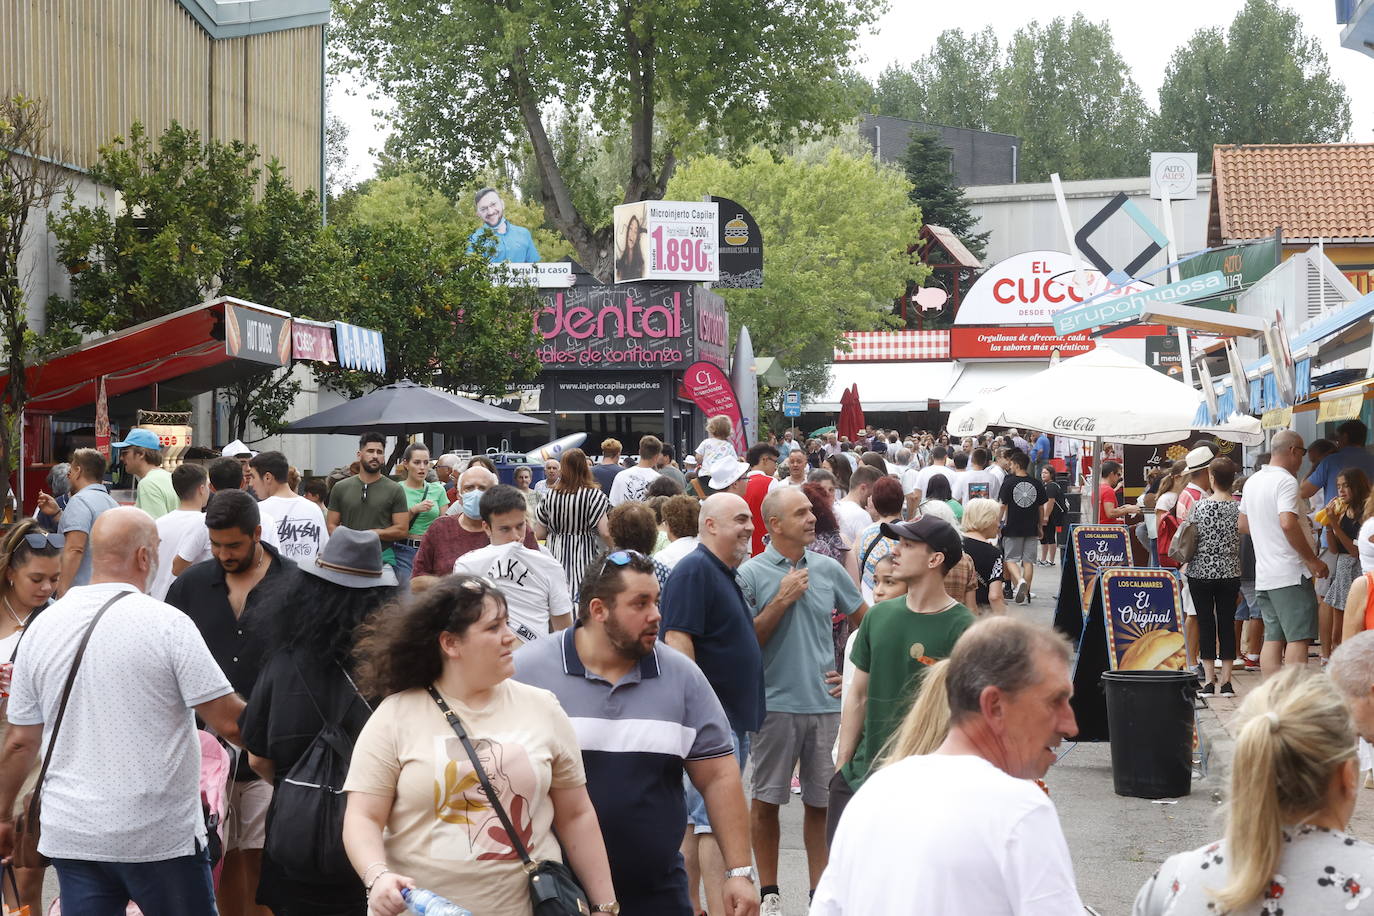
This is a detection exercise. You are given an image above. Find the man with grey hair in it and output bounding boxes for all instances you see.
[434,453,461,502]
[814,617,1082,915]
[1240,428,1328,674]
[1330,631,1374,742]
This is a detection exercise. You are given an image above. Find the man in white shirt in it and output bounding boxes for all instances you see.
[173,456,280,574]
[813,616,1083,915]
[836,466,880,550]
[150,463,210,601]
[453,485,573,643]
[0,508,244,912]
[1240,429,1329,674]
[609,435,664,506]
[905,445,954,517]
[954,448,998,505]
[249,449,329,567]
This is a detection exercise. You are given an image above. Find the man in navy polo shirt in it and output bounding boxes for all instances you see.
[661,492,765,916]
[515,550,759,916]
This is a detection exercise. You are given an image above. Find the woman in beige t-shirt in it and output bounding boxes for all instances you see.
[343,576,617,915]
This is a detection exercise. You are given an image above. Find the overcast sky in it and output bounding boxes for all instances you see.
[333,1,1374,182]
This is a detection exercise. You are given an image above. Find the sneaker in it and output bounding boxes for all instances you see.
[762,893,783,916]
[1241,656,1261,672]
[1015,581,1030,604]
[1220,682,1236,696]
[1199,682,1216,696]
[790,776,801,795]
[1193,663,1206,682]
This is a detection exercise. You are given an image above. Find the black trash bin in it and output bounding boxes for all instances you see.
[1101,669,1195,799]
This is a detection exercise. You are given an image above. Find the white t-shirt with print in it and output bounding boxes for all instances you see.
[909,464,954,497]
[813,754,1083,915]
[8,582,234,862]
[608,466,661,506]
[836,500,871,548]
[174,508,281,567]
[258,494,329,566]
[696,437,738,469]
[956,469,998,504]
[452,541,573,644]
[1239,464,1307,591]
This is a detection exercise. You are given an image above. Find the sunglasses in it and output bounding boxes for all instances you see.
[20,532,63,550]
[597,549,647,579]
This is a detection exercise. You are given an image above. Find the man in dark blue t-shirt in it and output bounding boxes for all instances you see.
[661,492,764,915]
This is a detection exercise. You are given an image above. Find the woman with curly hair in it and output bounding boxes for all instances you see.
[342,576,616,916]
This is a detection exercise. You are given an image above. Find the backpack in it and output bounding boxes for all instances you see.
[1156,512,1182,569]
[264,656,369,882]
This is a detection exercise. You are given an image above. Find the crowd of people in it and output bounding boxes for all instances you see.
[4,414,1374,915]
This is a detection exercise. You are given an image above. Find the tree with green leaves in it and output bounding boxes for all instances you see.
[902,131,989,261]
[992,16,1152,182]
[872,28,1001,131]
[666,138,925,402]
[0,94,66,507]
[333,0,880,280]
[1156,0,1350,171]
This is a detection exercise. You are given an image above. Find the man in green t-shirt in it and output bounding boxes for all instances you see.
[830,514,975,846]
[113,428,178,519]
[326,432,409,566]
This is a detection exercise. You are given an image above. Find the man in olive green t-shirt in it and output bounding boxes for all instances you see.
[326,432,409,565]
[830,515,975,846]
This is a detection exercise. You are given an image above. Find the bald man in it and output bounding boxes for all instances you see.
[1240,429,1328,674]
[0,508,245,911]
[662,493,766,915]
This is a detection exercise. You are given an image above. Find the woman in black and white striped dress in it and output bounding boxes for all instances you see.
[535,447,612,596]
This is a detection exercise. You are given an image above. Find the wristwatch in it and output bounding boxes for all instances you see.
[726,865,757,882]
[590,903,621,914]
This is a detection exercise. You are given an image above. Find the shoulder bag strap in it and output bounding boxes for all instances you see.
[32,590,129,796]
[426,685,534,867]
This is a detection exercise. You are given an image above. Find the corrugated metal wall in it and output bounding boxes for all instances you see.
[0,0,322,192]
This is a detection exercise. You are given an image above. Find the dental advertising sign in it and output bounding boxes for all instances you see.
[536,282,728,371]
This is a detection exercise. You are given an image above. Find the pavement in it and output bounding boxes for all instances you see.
[768,559,1229,916]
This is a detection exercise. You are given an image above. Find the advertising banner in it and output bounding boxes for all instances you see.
[954,251,1152,326]
[681,361,746,456]
[1101,568,1184,670]
[334,321,387,374]
[711,196,763,288]
[1177,238,1280,313]
[224,302,292,366]
[1051,271,1227,335]
[614,200,719,283]
[292,320,337,364]
[547,375,666,412]
[137,424,195,469]
[537,283,727,371]
[1145,333,1182,378]
[1072,524,1132,618]
[95,375,110,460]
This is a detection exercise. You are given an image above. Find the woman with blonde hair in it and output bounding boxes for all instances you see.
[960,498,1007,615]
[695,415,737,469]
[877,660,952,765]
[1134,667,1370,914]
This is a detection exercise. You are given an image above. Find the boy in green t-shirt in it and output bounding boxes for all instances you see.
[830,515,975,844]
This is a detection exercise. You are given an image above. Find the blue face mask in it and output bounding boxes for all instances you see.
[462,489,484,519]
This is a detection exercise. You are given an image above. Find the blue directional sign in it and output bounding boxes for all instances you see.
[783,390,801,417]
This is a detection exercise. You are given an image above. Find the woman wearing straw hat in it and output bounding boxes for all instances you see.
[241,528,399,915]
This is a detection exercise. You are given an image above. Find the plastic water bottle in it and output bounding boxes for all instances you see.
[402,887,474,916]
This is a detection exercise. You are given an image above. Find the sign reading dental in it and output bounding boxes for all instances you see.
[954,251,1152,326]
[537,282,727,371]
[613,201,718,283]
[1051,271,1228,335]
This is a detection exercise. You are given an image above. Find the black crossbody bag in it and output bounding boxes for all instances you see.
[426,686,590,916]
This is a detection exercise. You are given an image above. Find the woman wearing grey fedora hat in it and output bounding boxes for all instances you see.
[239,528,399,914]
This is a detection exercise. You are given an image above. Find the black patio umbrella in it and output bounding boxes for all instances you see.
[281,379,544,435]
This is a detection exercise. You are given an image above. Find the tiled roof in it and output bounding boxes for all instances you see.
[1210,143,1374,244]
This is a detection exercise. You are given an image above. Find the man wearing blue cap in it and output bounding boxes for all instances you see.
[112,428,178,519]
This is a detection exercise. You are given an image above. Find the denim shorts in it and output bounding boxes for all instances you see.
[685,730,749,835]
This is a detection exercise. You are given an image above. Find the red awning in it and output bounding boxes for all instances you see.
[9,297,291,415]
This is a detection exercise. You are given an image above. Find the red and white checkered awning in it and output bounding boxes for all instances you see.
[834,330,950,362]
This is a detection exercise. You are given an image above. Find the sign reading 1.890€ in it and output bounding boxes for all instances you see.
[613,201,719,283]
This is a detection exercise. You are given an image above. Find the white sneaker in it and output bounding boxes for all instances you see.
[761,892,783,916]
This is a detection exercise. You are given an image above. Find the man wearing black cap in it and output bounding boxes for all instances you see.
[828,515,975,846]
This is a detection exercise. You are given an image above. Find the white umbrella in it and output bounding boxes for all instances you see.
[949,346,1262,521]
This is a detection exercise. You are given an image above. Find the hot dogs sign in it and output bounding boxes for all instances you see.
[224,300,292,367]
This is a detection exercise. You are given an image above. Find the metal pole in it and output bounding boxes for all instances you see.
[1088,436,1102,524]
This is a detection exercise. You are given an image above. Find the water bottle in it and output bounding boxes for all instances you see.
[402,887,474,916]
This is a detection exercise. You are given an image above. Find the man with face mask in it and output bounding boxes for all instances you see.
[325,432,409,570]
[411,465,539,593]
[515,549,759,916]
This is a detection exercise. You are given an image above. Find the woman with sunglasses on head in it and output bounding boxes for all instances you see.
[342,576,617,916]
[0,519,62,913]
